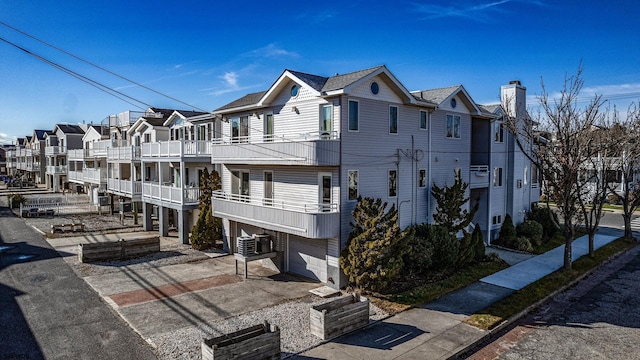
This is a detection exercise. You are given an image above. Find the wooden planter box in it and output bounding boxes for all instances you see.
[310,294,369,340]
[201,321,280,360]
[78,236,160,263]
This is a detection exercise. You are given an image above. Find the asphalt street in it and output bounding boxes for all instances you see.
[0,206,157,360]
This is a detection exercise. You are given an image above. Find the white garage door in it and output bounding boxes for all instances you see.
[289,235,327,282]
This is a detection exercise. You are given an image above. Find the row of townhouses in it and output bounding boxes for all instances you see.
[5,65,540,288]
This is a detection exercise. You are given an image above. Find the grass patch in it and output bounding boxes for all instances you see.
[384,259,509,310]
[532,229,587,254]
[465,237,637,330]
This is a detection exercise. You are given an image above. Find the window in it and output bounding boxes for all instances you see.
[144,133,151,143]
[320,105,333,133]
[494,122,504,143]
[388,170,397,197]
[532,163,539,184]
[420,111,427,130]
[264,114,274,142]
[419,169,426,187]
[455,168,461,181]
[446,114,460,138]
[492,215,502,225]
[389,106,398,134]
[370,82,379,94]
[232,170,250,202]
[291,84,299,97]
[524,166,528,186]
[348,170,358,201]
[348,100,359,131]
[493,167,503,187]
[231,116,249,143]
[264,171,273,206]
[320,173,332,212]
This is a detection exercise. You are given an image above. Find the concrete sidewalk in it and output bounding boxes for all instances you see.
[297,229,624,360]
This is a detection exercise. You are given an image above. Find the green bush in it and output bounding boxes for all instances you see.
[8,193,26,208]
[527,206,560,242]
[517,220,544,246]
[471,223,485,261]
[497,214,516,247]
[515,237,533,252]
[403,225,434,275]
[429,224,459,271]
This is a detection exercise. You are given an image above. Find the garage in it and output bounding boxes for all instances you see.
[288,235,327,282]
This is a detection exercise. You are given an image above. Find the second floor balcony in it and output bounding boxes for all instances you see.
[68,170,83,183]
[45,146,66,156]
[107,145,141,161]
[67,149,85,161]
[141,140,212,160]
[83,168,107,184]
[211,191,339,239]
[142,182,200,207]
[211,131,340,166]
[107,178,142,198]
[46,165,67,175]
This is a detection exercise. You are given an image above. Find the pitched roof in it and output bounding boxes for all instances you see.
[288,70,328,92]
[56,124,85,134]
[321,66,384,92]
[479,104,501,114]
[215,91,267,112]
[33,129,48,140]
[411,85,461,105]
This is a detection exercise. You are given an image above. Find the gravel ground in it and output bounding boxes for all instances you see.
[150,293,388,360]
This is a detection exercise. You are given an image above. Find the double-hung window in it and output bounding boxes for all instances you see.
[348,170,358,201]
[388,170,397,197]
[493,167,503,187]
[446,114,461,138]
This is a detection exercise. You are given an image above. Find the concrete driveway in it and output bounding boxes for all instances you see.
[46,232,321,341]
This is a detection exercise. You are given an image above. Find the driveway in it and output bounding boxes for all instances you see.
[46,231,321,352]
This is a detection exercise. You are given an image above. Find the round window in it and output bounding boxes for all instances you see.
[450,98,457,108]
[291,85,299,97]
[370,82,379,95]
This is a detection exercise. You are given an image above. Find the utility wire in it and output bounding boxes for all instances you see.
[0,20,208,112]
[0,36,148,110]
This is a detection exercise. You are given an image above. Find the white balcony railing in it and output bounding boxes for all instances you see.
[88,140,110,157]
[83,168,107,183]
[211,131,340,166]
[107,145,141,161]
[67,149,85,161]
[45,146,66,156]
[46,165,67,174]
[470,165,490,189]
[107,178,142,196]
[211,190,339,239]
[141,140,212,158]
[142,182,200,205]
[67,170,83,182]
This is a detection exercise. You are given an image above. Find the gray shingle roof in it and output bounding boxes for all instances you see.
[411,85,461,105]
[56,124,85,134]
[214,91,268,112]
[288,70,328,92]
[321,66,384,92]
[479,104,501,115]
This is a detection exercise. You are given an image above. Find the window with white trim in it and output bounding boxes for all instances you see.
[388,170,397,197]
[348,100,359,131]
[493,167,503,187]
[446,114,460,138]
[389,106,398,134]
[348,170,358,201]
[492,215,502,225]
[494,121,504,143]
[420,111,427,130]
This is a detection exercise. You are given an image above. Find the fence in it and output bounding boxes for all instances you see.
[19,197,101,217]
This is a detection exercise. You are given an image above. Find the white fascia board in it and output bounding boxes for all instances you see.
[258,70,321,106]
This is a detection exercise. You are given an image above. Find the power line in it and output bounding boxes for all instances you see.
[0,20,209,112]
[0,36,149,110]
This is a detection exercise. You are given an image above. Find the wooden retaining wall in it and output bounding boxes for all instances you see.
[310,294,370,340]
[201,321,280,360]
[78,237,160,263]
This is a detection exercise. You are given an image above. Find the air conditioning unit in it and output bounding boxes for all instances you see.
[236,236,256,256]
[253,234,272,254]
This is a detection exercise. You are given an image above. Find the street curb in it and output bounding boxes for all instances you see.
[450,239,639,359]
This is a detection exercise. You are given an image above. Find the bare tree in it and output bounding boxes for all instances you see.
[611,102,640,238]
[505,64,607,270]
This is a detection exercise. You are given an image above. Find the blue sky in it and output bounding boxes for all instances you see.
[1,0,639,144]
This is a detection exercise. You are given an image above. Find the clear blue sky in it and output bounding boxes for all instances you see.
[1,0,639,144]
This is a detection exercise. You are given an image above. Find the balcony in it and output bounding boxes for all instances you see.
[469,165,490,189]
[141,140,212,159]
[211,131,340,166]
[67,149,85,161]
[142,182,200,206]
[211,191,339,239]
[45,146,66,156]
[107,145,141,161]
[107,178,142,197]
[68,170,83,183]
[46,165,67,174]
[83,168,107,184]
[88,140,110,157]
